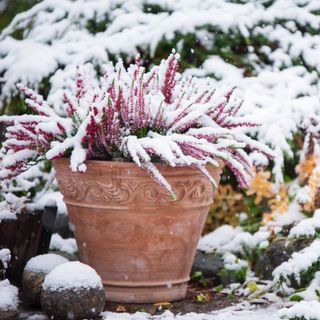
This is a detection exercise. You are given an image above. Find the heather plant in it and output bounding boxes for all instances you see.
[0,53,273,198]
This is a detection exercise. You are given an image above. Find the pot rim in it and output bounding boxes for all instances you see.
[53,157,223,178]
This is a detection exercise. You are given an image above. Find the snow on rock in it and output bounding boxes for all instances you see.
[44,199,57,207]
[49,233,77,255]
[221,228,270,256]
[198,225,241,252]
[223,252,248,272]
[0,279,19,311]
[289,209,320,238]
[42,261,103,291]
[273,239,320,289]
[279,300,320,320]
[24,253,68,273]
[0,248,11,269]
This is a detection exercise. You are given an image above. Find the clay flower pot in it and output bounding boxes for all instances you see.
[54,158,221,303]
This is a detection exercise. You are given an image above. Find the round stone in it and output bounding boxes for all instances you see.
[0,280,19,320]
[41,261,105,320]
[22,253,69,306]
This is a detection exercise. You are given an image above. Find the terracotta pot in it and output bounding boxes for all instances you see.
[54,159,221,303]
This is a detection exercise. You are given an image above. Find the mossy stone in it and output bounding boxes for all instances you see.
[22,269,46,306]
[41,287,105,320]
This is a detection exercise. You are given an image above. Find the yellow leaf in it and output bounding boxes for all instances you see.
[247,281,258,293]
[246,167,273,204]
[269,184,288,214]
[196,293,206,302]
[296,154,317,183]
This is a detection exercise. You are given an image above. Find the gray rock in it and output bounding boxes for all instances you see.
[22,254,69,306]
[41,287,105,320]
[54,214,74,239]
[254,238,313,280]
[22,270,46,306]
[191,250,224,278]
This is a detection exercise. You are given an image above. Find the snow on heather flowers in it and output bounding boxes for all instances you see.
[0,53,273,196]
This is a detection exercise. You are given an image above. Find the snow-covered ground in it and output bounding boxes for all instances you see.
[102,304,280,320]
[21,304,280,320]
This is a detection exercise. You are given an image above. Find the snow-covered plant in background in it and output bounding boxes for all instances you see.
[295,116,320,213]
[279,300,320,320]
[0,53,273,197]
[0,147,54,219]
[273,239,320,294]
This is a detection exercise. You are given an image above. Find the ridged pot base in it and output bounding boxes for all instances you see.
[54,159,221,303]
[104,281,187,303]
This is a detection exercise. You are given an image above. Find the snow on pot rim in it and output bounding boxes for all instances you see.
[24,253,69,274]
[42,261,103,292]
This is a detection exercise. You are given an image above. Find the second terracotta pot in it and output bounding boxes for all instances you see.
[54,159,221,303]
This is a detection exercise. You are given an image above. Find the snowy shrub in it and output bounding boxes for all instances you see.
[198,224,270,257]
[0,53,273,197]
[219,252,248,284]
[292,271,320,302]
[0,148,54,219]
[295,116,320,213]
[279,300,320,320]
[289,210,320,239]
[273,240,320,293]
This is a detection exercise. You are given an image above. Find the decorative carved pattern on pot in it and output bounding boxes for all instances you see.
[57,176,213,206]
